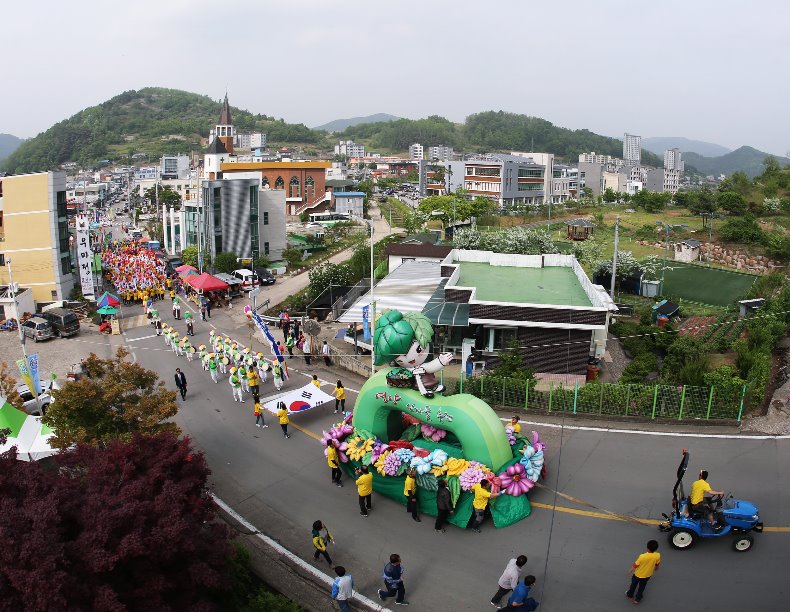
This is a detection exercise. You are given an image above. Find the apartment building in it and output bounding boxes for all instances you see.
[464,153,546,207]
[664,148,685,172]
[408,143,424,160]
[0,171,75,303]
[428,145,454,161]
[623,133,641,164]
[334,140,366,158]
[579,151,623,166]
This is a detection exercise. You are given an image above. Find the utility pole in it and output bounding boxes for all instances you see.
[368,219,375,374]
[6,260,27,358]
[609,215,620,300]
[197,171,203,273]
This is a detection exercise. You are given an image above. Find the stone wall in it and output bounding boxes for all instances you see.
[636,240,784,274]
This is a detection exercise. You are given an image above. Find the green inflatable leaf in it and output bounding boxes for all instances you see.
[396,461,409,477]
[400,424,421,442]
[373,310,415,365]
[354,428,375,440]
[448,475,461,507]
[416,473,438,491]
[402,311,434,348]
[362,451,373,466]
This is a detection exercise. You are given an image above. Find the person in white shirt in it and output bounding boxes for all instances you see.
[331,566,354,612]
[322,340,331,366]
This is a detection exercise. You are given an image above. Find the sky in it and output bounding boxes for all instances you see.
[1,0,788,155]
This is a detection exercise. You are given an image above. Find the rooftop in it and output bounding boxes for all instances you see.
[454,261,593,307]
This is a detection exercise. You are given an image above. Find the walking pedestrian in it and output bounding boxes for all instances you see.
[327,440,343,487]
[254,400,268,428]
[490,555,528,608]
[501,576,538,611]
[174,368,187,401]
[277,401,291,438]
[303,334,312,365]
[378,553,408,606]
[248,368,259,398]
[200,302,207,321]
[272,361,284,391]
[311,520,333,565]
[285,333,295,357]
[205,299,212,318]
[626,540,660,604]
[229,368,244,403]
[331,566,354,612]
[322,340,332,366]
[404,468,421,522]
[172,299,181,320]
[435,478,454,532]
[311,374,321,388]
[333,380,346,414]
[355,466,373,516]
[238,363,250,393]
[471,479,499,533]
[155,318,162,336]
[208,353,219,383]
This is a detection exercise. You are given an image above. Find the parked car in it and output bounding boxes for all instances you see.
[21,317,55,342]
[232,269,257,291]
[254,268,276,285]
[39,307,80,337]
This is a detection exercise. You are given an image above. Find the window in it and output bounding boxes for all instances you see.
[56,191,68,218]
[261,176,269,187]
[0,254,4,266]
[274,176,284,189]
[517,183,542,191]
[305,176,315,201]
[474,167,500,177]
[264,242,270,255]
[489,328,517,351]
[51,290,58,300]
[263,211,269,225]
[289,176,301,198]
[60,254,70,275]
[518,168,544,178]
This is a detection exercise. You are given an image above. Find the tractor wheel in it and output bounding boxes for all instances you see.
[732,534,753,552]
[669,528,696,550]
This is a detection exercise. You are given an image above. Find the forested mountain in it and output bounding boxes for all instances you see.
[0,133,24,162]
[313,113,400,132]
[682,146,788,178]
[340,111,663,165]
[1,88,321,174]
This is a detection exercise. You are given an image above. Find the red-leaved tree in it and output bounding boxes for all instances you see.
[0,433,231,611]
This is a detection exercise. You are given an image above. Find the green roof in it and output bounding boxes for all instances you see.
[0,400,28,438]
[455,262,592,307]
[422,279,470,326]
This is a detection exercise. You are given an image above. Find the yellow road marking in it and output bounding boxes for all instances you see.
[294,423,790,532]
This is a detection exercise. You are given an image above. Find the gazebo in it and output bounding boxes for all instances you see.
[185,273,229,294]
[565,218,595,241]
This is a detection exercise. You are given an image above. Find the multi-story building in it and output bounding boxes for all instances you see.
[463,153,546,207]
[551,165,578,202]
[428,145,454,161]
[250,133,266,149]
[578,152,623,166]
[0,171,74,303]
[134,166,159,181]
[408,143,423,160]
[201,178,287,262]
[578,162,606,196]
[645,168,682,194]
[332,192,365,218]
[623,133,641,164]
[160,155,190,180]
[207,94,235,154]
[334,140,365,158]
[664,148,684,172]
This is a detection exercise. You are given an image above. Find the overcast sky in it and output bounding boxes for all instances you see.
[2,0,788,155]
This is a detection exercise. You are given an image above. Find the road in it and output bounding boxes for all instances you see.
[118,298,790,611]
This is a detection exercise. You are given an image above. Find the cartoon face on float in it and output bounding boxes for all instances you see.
[394,340,429,369]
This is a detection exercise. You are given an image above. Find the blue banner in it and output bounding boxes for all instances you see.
[27,353,41,395]
[251,312,285,364]
[362,305,370,341]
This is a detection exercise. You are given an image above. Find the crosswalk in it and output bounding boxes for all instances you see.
[123,315,150,331]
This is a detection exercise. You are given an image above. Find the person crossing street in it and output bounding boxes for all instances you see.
[174,368,187,400]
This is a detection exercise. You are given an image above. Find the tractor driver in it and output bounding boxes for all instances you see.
[689,470,725,529]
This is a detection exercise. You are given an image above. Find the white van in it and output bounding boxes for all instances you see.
[232,269,257,291]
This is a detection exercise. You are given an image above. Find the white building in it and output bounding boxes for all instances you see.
[134,166,159,181]
[408,143,424,160]
[250,133,266,149]
[579,151,623,166]
[623,133,641,164]
[428,145,454,161]
[664,148,685,172]
[160,155,190,180]
[334,140,365,157]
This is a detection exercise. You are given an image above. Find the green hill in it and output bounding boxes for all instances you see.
[682,146,788,178]
[0,133,24,163]
[1,88,322,174]
[339,110,662,165]
[313,113,400,132]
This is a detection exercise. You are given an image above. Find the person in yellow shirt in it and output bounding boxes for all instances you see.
[471,479,499,533]
[510,415,521,434]
[311,374,321,388]
[276,401,291,438]
[327,440,342,487]
[404,468,421,522]
[626,539,661,603]
[689,470,724,527]
[333,380,346,414]
[355,466,373,517]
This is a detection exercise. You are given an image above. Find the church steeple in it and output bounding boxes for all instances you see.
[216,93,234,154]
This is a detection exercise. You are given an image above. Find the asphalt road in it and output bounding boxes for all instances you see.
[119,297,790,611]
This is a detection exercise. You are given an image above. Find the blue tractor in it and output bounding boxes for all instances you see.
[658,450,763,552]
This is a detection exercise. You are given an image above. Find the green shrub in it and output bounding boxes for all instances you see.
[621,352,658,384]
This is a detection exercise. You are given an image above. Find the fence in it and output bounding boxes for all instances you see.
[440,375,747,423]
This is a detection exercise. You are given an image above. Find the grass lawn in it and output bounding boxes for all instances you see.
[659,260,757,306]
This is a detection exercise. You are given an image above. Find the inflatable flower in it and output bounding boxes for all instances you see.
[370,440,387,463]
[445,457,470,477]
[393,448,415,465]
[429,449,448,466]
[505,426,516,446]
[430,463,449,477]
[520,445,545,482]
[410,455,433,475]
[532,430,546,453]
[421,423,447,442]
[324,439,349,463]
[498,462,533,496]
[347,437,374,462]
[411,446,431,458]
[374,450,392,475]
[388,439,414,451]
[381,451,403,476]
[459,463,487,491]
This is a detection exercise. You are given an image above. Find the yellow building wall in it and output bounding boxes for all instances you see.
[0,173,59,302]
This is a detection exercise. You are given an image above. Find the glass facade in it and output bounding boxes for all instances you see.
[249,186,259,259]
[213,187,222,254]
[518,168,544,178]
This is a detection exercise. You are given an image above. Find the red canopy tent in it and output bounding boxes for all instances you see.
[185,273,229,293]
[175,264,197,274]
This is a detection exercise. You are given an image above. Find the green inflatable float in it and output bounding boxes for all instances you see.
[323,310,546,529]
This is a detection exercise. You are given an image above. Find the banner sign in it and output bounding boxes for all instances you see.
[16,358,37,400]
[251,311,285,364]
[362,305,371,341]
[27,353,41,396]
[263,383,334,415]
[76,214,95,300]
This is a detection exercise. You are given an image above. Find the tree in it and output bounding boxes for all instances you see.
[253,256,271,269]
[214,251,238,274]
[144,185,181,209]
[718,191,747,216]
[401,210,426,234]
[282,247,304,269]
[0,361,25,410]
[686,187,718,216]
[632,189,670,213]
[307,262,355,299]
[602,187,618,203]
[719,215,764,244]
[0,433,232,610]
[580,187,594,201]
[43,348,179,450]
[181,245,199,267]
[492,339,536,382]
[418,194,474,222]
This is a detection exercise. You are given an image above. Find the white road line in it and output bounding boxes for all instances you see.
[511,418,790,440]
[210,494,391,612]
[125,334,158,342]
